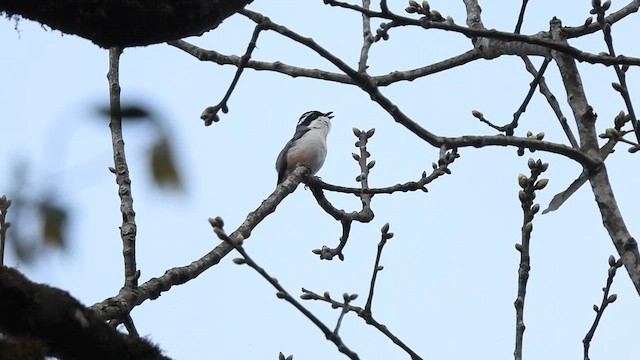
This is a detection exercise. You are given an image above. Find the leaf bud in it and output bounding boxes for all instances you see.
[534,178,549,190]
[518,173,528,188]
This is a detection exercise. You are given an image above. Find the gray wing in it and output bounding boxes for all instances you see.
[276,144,290,185]
[276,126,310,185]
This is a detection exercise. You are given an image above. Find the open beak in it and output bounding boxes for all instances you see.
[324,111,334,119]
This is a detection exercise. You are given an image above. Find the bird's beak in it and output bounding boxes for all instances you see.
[325,111,334,119]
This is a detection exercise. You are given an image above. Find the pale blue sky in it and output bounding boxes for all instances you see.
[1,1,639,359]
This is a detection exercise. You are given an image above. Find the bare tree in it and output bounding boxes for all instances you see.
[1,0,639,359]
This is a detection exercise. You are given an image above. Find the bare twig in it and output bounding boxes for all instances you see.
[334,292,358,335]
[200,21,266,125]
[169,39,481,87]
[471,58,550,136]
[209,218,360,360]
[108,47,139,295]
[301,288,422,360]
[91,166,308,320]
[513,158,549,360]
[510,58,551,135]
[309,128,376,260]
[301,223,423,359]
[514,0,529,34]
[520,56,579,148]
[364,223,393,313]
[595,7,640,142]
[583,255,623,360]
[358,0,374,72]
[564,1,640,38]
[307,148,457,195]
[354,128,374,210]
[0,195,11,266]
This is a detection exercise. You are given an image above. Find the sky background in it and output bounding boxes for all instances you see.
[1,1,640,359]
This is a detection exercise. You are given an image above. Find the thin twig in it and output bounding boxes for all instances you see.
[313,219,353,261]
[513,158,549,360]
[200,22,266,125]
[108,47,139,293]
[0,195,11,266]
[307,150,456,195]
[209,219,360,360]
[169,39,482,87]
[520,56,579,148]
[355,129,374,210]
[597,12,639,141]
[364,223,393,314]
[358,0,374,72]
[301,288,423,360]
[583,255,623,360]
[334,293,357,335]
[514,0,529,34]
[509,58,551,135]
[471,58,550,136]
[565,1,640,38]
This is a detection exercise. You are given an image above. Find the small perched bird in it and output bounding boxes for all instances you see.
[275,111,334,185]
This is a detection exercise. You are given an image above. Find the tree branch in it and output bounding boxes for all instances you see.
[309,128,377,260]
[168,39,482,87]
[301,287,422,360]
[91,166,308,320]
[357,0,373,72]
[364,223,393,314]
[108,47,140,297]
[325,0,640,66]
[209,219,360,360]
[520,56,579,148]
[0,195,11,266]
[550,17,640,295]
[200,21,266,125]
[513,158,549,360]
[582,255,623,360]
[564,0,640,38]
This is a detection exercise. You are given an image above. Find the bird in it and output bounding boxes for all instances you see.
[275,110,334,185]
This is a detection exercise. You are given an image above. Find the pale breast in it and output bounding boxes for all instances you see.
[286,131,328,175]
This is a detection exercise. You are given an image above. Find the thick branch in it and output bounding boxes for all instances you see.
[550,17,640,295]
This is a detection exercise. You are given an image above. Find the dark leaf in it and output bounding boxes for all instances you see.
[39,201,68,248]
[97,103,153,123]
[149,137,183,191]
